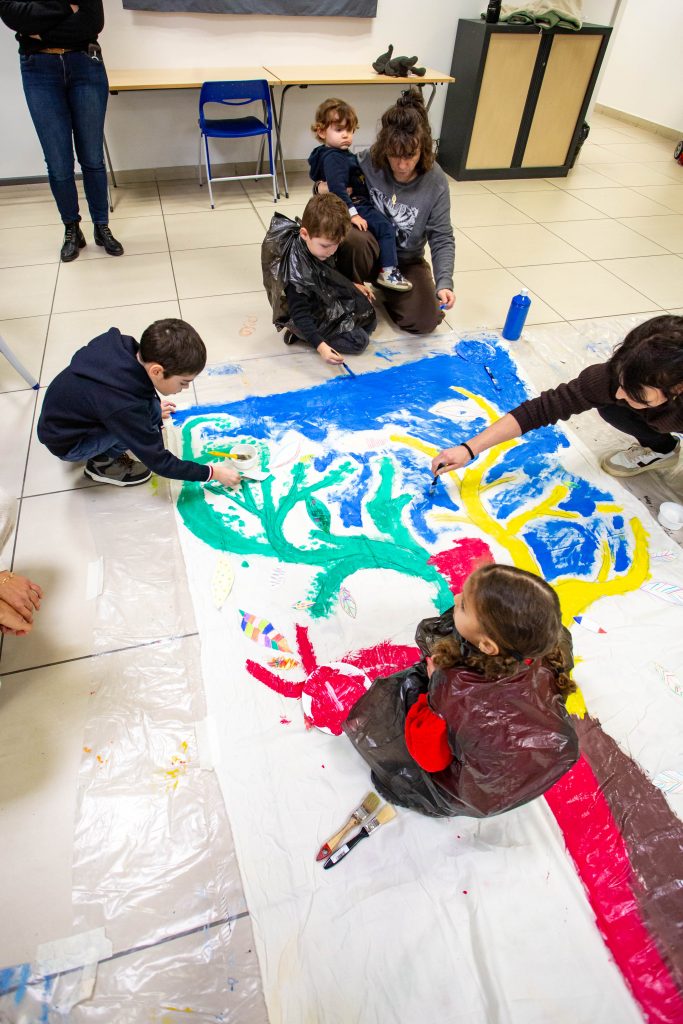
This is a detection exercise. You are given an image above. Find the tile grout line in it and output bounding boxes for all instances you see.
[0,630,200,678]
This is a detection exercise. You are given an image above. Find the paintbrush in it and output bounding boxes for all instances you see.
[316,791,380,861]
[207,450,242,459]
[341,362,356,378]
[323,804,397,869]
[429,462,445,496]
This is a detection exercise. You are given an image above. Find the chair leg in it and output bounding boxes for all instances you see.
[0,334,39,390]
[256,136,265,177]
[268,133,278,204]
[198,132,203,186]
[203,136,215,209]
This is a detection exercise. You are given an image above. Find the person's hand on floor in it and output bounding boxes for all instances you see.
[0,597,33,636]
[316,342,345,365]
[0,570,42,627]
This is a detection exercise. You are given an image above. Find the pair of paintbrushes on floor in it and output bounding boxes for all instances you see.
[316,791,396,869]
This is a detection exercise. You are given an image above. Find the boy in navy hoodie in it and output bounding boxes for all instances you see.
[308,98,411,293]
[37,318,240,488]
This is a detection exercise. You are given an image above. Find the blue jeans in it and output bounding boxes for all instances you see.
[20,50,110,225]
[61,431,126,464]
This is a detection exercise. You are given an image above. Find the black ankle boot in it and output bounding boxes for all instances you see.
[93,224,124,256]
[60,222,86,262]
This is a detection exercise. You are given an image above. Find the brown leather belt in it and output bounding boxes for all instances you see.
[37,47,74,54]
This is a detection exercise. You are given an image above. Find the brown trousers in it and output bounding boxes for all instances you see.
[335,229,445,335]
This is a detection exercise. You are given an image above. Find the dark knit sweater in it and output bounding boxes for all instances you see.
[511,362,683,437]
[0,0,103,54]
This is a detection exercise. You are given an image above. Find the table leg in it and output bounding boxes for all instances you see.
[270,83,293,199]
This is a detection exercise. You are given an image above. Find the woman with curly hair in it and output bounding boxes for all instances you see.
[319,88,455,335]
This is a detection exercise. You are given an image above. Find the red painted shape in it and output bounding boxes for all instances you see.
[296,623,318,675]
[427,537,494,594]
[302,664,370,736]
[545,755,683,1024]
[343,641,419,680]
[246,659,304,699]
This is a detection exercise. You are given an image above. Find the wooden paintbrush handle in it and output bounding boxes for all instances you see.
[325,817,357,853]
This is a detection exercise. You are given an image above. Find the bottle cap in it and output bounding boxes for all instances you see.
[519,288,529,297]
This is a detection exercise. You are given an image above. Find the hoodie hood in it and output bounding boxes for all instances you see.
[69,327,152,399]
[308,144,329,182]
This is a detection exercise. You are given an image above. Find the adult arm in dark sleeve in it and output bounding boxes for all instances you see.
[102,403,211,482]
[0,0,71,33]
[511,363,614,433]
[284,283,324,349]
[43,0,103,42]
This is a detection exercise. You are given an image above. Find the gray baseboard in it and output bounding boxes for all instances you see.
[1,158,310,189]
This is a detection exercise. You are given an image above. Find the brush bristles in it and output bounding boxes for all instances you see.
[362,791,381,815]
[376,804,397,825]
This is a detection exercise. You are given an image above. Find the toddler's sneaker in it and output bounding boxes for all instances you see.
[600,440,680,477]
[84,453,152,486]
[376,268,412,292]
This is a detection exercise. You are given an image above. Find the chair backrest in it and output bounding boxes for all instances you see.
[199,79,272,129]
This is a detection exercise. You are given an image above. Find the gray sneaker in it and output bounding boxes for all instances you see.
[84,453,152,487]
[601,440,680,477]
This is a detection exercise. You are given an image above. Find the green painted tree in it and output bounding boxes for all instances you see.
[177,415,452,618]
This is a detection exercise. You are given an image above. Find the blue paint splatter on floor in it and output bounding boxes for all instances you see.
[207,363,244,377]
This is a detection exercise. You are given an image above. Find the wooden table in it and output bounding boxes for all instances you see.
[105,64,454,198]
[264,64,454,195]
[107,66,278,91]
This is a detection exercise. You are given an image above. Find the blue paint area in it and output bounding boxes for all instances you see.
[375,348,400,362]
[175,346,637,584]
[207,363,243,377]
[0,963,31,1003]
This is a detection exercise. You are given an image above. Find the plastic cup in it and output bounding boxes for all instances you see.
[657,502,683,531]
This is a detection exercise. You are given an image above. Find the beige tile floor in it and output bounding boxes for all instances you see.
[0,110,682,1017]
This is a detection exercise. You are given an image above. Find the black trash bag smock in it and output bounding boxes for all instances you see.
[343,609,579,818]
[261,212,375,341]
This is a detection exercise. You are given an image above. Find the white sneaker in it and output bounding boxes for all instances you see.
[376,268,412,292]
[601,440,680,477]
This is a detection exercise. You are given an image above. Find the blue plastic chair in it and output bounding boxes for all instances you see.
[198,79,278,208]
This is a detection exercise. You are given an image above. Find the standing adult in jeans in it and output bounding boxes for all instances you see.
[0,0,124,261]
[319,88,455,336]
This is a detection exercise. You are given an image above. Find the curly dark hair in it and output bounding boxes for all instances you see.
[370,88,435,175]
[608,314,683,403]
[431,564,575,697]
[311,97,359,136]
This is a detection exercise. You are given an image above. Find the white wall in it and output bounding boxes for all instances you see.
[0,0,481,179]
[594,0,683,131]
[4,0,676,182]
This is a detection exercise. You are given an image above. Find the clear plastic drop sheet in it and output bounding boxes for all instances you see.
[0,479,266,1021]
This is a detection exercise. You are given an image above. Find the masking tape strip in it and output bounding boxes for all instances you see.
[36,927,112,977]
[85,557,103,600]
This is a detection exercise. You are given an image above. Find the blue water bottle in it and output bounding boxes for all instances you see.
[502,288,531,341]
